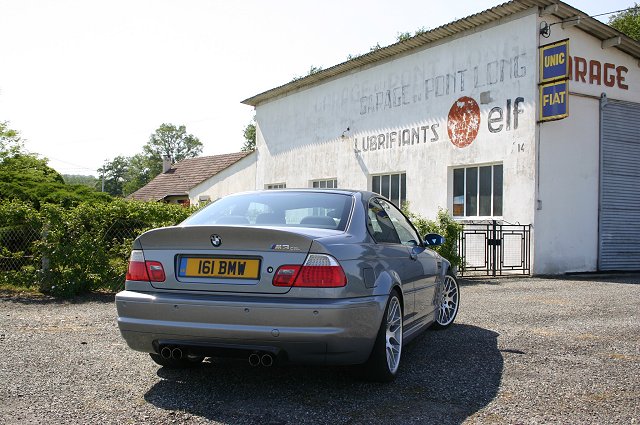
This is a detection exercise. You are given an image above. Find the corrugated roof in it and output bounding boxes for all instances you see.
[128,151,252,201]
[242,0,640,107]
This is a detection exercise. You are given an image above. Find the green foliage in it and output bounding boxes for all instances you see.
[0,153,111,208]
[291,65,324,82]
[97,155,129,196]
[143,123,203,176]
[413,26,428,36]
[62,174,99,188]
[396,32,411,42]
[609,4,640,40]
[0,121,24,161]
[1,120,108,208]
[0,200,42,288]
[351,26,431,60]
[307,65,323,75]
[122,153,154,196]
[0,198,195,298]
[403,205,463,269]
[241,117,256,152]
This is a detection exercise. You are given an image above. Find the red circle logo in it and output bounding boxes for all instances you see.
[447,96,480,148]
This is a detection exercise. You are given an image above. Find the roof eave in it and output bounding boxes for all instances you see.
[241,0,640,107]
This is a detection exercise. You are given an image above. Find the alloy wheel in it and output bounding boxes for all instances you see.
[437,274,459,326]
[385,296,403,374]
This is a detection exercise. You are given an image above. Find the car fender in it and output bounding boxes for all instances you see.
[370,269,405,311]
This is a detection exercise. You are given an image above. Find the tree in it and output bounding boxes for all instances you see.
[0,120,110,207]
[123,153,153,196]
[241,118,256,152]
[97,156,129,196]
[62,174,99,188]
[143,123,203,176]
[0,153,109,208]
[609,4,640,40]
[0,121,24,162]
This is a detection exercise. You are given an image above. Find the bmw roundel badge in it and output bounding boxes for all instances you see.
[210,234,222,247]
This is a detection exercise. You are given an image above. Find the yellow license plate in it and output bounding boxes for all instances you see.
[178,257,260,279]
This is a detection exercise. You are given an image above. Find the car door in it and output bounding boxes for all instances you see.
[379,200,439,321]
[367,198,422,325]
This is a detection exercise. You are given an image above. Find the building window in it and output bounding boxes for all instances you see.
[311,179,338,189]
[371,173,406,207]
[265,183,286,190]
[453,164,503,217]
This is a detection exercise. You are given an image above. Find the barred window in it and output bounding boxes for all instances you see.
[265,183,286,190]
[311,179,338,189]
[371,173,406,207]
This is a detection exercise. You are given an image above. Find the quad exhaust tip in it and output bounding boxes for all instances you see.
[160,346,183,360]
[261,354,274,367]
[248,353,261,367]
[248,352,274,367]
[161,346,275,366]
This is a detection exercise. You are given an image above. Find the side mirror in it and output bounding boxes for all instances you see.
[424,233,445,246]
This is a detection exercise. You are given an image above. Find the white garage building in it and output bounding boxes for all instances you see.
[213,0,640,275]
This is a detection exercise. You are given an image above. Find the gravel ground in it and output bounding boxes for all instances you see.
[1,274,638,424]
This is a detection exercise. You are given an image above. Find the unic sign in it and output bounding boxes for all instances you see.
[539,39,569,122]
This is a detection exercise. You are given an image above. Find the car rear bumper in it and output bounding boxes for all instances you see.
[115,290,387,365]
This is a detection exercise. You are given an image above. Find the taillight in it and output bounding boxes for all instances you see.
[145,261,166,282]
[272,265,301,286]
[273,254,346,288]
[125,250,166,282]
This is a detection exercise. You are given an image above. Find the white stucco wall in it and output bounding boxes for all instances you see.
[534,16,640,273]
[188,153,257,205]
[255,10,539,228]
[248,6,639,274]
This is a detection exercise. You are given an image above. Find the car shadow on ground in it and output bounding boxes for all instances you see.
[143,324,502,424]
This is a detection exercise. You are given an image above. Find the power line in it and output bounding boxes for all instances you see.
[42,155,96,172]
[590,6,640,19]
[540,5,639,37]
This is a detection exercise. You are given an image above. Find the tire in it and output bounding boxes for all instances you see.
[431,272,460,330]
[149,352,204,369]
[361,290,403,382]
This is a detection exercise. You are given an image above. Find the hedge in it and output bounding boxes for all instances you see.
[0,199,195,297]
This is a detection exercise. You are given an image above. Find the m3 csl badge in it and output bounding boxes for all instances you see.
[210,234,222,247]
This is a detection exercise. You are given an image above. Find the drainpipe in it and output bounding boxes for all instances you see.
[597,93,607,271]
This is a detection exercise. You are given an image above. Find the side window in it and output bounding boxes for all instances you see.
[367,199,400,244]
[378,199,421,247]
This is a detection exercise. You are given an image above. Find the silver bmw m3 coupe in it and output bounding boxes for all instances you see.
[116,189,459,382]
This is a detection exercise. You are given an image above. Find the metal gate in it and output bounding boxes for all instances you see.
[458,221,531,276]
[599,96,640,271]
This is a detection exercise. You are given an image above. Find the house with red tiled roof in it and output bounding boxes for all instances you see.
[128,151,256,205]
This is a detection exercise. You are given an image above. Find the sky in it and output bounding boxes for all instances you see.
[0,0,633,176]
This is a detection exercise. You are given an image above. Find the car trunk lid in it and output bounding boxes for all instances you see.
[136,225,339,294]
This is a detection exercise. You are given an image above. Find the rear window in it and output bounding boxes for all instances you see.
[182,191,353,231]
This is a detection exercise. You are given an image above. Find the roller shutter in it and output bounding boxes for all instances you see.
[599,99,640,271]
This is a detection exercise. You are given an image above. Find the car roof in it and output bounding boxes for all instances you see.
[231,188,378,198]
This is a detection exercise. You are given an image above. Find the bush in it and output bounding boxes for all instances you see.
[0,199,195,297]
[403,205,463,270]
[0,200,42,288]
